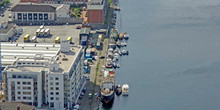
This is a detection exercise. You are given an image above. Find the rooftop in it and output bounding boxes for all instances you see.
[11,4,56,12]
[80,28,90,35]
[87,0,105,10]
[3,43,82,73]
[0,102,35,110]
[0,23,15,34]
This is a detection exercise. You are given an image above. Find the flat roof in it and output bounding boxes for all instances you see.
[4,43,82,73]
[80,28,90,35]
[1,42,60,67]
[87,0,105,10]
[0,23,14,33]
[0,102,35,110]
[11,4,56,12]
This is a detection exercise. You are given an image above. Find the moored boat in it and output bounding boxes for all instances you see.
[122,84,129,96]
[124,32,129,40]
[115,84,122,95]
[119,33,124,40]
[101,80,115,104]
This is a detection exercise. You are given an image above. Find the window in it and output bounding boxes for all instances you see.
[18,75,21,78]
[17,86,20,89]
[39,13,43,20]
[56,92,59,95]
[50,77,53,80]
[27,87,31,90]
[56,82,59,85]
[18,96,21,99]
[50,102,54,107]
[55,77,59,80]
[28,13,32,20]
[56,97,59,100]
[44,13,48,20]
[23,13,27,19]
[50,82,53,85]
[50,87,53,90]
[17,13,22,19]
[50,92,53,95]
[50,97,54,100]
[18,91,21,94]
[27,82,31,85]
[17,82,20,84]
[12,75,16,78]
[23,97,26,99]
[23,82,26,85]
[56,87,59,90]
[33,13,37,20]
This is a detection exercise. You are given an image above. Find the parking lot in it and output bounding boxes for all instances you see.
[16,24,81,44]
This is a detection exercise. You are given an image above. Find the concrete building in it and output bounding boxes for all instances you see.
[20,0,41,3]
[2,42,86,110]
[43,0,88,4]
[0,23,16,42]
[56,4,70,18]
[11,4,56,23]
[20,0,88,4]
[87,0,108,24]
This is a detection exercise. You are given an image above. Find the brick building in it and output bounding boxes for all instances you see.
[87,0,108,24]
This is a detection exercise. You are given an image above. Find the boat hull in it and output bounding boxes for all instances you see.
[101,92,115,104]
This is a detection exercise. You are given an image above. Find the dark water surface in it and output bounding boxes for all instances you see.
[100,0,220,109]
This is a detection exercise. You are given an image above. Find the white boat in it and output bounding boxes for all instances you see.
[124,32,129,40]
[122,84,129,96]
[122,50,127,55]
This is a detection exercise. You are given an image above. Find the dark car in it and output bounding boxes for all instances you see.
[76,26,81,29]
[100,56,105,59]
[1,14,4,17]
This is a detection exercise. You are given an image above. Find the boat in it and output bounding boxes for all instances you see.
[122,84,129,96]
[105,58,113,68]
[115,84,122,95]
[117,64,120,68]
[119,33,124,40]
[113,62,117,68]
[124,32,129,40]
[116,40,121,47]
[122,50,127,55]
[101,80,115,104]
[122,42,127,47]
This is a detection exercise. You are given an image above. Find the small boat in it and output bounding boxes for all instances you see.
[117,64,120,68]
[113,62,117,68]
[124,32,129,40]
[119,33,124,40]
[122,84,129,96]
[116,40,121,47]
[122,50,127,55]
[115,84,122,95]
[126,50,129,55]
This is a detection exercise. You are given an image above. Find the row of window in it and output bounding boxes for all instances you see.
[17,86,31,90]
[17,13,49,20]
[50,97,59,100]
[50,82,59,85]
[17,96,31,100]
[17,81,31,85]
[50,87,59,90]
[50,92,59,95]
[18,62,45,65]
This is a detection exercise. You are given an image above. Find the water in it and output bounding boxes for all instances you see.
[100,0,220,110]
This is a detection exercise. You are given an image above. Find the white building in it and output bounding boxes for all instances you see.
[2,42,86,110]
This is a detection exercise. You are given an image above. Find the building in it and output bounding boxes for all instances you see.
[10,4,80,24]
[20,0,88,4]
[87,0,108,24]
[0,102,35,110]
[0,23,16,42]
[56,4,70,18]
[79,28,90,46]
[2,42,86,110]
[11,4,56,23]
[20,0,41,3]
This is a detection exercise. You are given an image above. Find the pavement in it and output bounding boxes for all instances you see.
[16,24,81,44]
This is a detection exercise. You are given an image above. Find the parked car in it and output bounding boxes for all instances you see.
[88,93,92,99]
[100,56,105,59]
[1,14,4,17]
[76,26,81,29]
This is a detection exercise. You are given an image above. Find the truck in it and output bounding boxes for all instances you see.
[44,28,50,36]
[30,36,37,43]
[40,29,45,37]
[55,37,60,43]
[67,37,72,43]
[36,29,41,37]
[24,34,30,42]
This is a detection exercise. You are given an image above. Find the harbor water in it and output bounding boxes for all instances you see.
[100,0,220,110]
